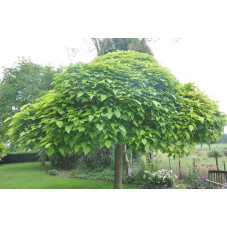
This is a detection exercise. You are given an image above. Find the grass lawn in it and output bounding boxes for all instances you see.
[0,162,138,189]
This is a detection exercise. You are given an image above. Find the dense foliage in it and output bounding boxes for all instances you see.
[6,51,226,188]
[178,83,226,148]
[0,143,7,161]
[0,58,61,145]
[49,147,113,169]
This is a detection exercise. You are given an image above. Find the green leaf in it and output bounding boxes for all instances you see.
[56,121,64,128]
[107,110,113,119]
[153,101,160,107]
[58,109,64,115]
[83,145,90,155]
[77,91,84,97]
[89,115,94,122]
[105,140,112,148]
[65,125,73,134]
[100,94,107,101]
[78,126,85,132]
[119,125,126,134]
[113,89,118,95]
[20,131,25,137]
[45,143,51,149]
[48,148,54,156]
[96,124,104,131]
[114,110,121,118]
[59,148,65,156]
[73,119,80,126]
[189,125,194,131]
[145,144,150,152]
[92,105,98,111]
[142,139,147,145]
[185,131,190,140]
[89,93,95,99]
[74,145,80,152]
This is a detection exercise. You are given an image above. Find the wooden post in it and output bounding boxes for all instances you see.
[224,161,226,172]
[215,155,219,171]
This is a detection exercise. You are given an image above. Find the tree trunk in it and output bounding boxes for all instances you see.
[114,144,123,189]
[122,145,132,176]
[200,143,203,150]
[178,153,181,178]
[209,144,211,150]
[41,160,45,167]
[149,151,154,168]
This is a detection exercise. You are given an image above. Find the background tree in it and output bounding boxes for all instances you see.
[7,51,226,188]
[0,58,61,149]
[91,38,153,56]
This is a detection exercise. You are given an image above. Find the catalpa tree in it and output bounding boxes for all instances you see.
[7,51,226,188]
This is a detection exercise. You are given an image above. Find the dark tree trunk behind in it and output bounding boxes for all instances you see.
[41,160,45,167]
[149,151,154,168]
[122,145,132,176]
[114,144,123,189]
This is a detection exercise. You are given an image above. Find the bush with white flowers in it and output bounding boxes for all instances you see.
[142,169,177,189]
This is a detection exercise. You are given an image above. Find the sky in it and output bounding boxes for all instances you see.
[0,0,226,130]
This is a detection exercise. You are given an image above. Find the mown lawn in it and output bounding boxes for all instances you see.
[0,162,138,189]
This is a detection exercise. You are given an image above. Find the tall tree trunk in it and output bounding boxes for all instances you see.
[122,145,132,176]
[114,144,123,189]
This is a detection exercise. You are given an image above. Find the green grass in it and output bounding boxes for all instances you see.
[0,162,138,189]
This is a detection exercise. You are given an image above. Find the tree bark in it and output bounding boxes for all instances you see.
[114,144,123,189]
[122,145,132,176]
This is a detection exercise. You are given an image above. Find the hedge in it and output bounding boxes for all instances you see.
[0,152,39,164]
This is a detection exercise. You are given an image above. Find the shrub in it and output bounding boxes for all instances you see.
[0,151,39,164]
[49,152,79,169]
[70,167,114,182]
[123,169,177,189]
[207,150,222,158]
[48,169,58,176]
[49,147,113,170]
[140,169,177,189]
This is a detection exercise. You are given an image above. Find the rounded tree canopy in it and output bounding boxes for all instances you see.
[7,51,226,157]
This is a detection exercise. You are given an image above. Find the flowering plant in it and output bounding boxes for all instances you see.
[141,169,177,189]
[186,158,214,188]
